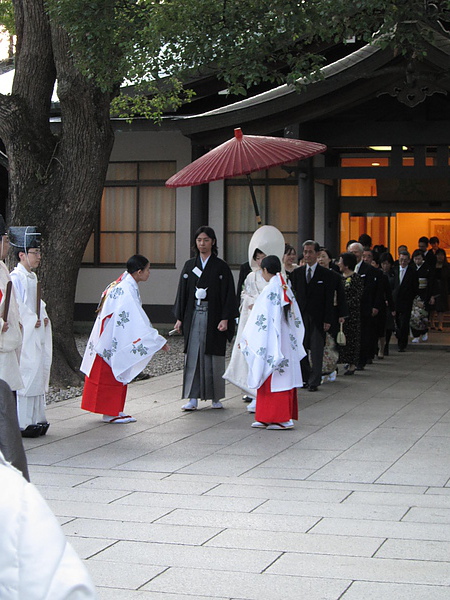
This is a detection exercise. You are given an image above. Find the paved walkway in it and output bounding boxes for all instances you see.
[24,337,450,600]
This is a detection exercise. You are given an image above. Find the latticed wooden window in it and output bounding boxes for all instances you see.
[225,165,298,266]
[82,161,176,266]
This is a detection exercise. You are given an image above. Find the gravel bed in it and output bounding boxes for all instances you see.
[47,333,232,404]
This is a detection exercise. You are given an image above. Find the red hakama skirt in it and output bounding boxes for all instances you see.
[255,375,298,424]
[81,355,127,416]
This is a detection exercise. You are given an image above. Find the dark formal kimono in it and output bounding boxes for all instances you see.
[374,270,395,338]
[434,264,450,313]
[355,261,383,366]
[174,254,238,400]
[338,273,364,366]
[410,262,436,337]
[328,268,349,340]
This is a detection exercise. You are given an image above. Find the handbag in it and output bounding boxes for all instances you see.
[336,322,346,346]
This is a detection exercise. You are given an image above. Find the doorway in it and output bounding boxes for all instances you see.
[340,212,450,258]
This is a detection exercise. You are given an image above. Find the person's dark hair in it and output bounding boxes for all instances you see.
[436,248,448,262]
[380,252,394,265]
[127,254,149,274]
[373,244,387,255]
[302,239,320,252]
[399,250,410,259]
[193,225,218,256]
[346,239,357,249]
[418,236,429,245]
[430,236,440,245]
[13,247,26,262]
[412,249,425,259]
[363,248,373,257]
[284,243,296,256]
[261,255,281,275]
[358,233,372,248]
[262,255,290,321]
[372,252,380,266]
[340,252,357,270]
[253,248,265,261]
[319,247,333,260]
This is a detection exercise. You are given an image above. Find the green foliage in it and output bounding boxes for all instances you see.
[45,0,450,119]
[0,0,15,35]
[111,79,195,123]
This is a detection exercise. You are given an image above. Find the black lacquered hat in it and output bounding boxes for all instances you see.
[9,226,41,250]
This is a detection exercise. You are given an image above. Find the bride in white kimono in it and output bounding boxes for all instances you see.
[223,226,285,412]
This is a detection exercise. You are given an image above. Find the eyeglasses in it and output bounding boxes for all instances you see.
[28,250,41,256]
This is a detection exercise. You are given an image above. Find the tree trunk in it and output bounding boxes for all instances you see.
[0,1,115,386]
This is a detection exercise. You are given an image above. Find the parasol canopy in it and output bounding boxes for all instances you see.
[166,128,326,225]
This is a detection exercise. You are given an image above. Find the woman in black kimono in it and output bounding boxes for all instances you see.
[410,249,436,342]
[337,252,364,375]
[173,226,238,411]
[430,248,449,331]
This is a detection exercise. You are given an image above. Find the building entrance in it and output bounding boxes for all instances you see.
[340,212,450,259]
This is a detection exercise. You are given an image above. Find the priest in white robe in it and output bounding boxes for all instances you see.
[0,218,23,401]
[10,226,52,438]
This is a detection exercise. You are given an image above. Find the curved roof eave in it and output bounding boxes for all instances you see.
[171,43,389,136]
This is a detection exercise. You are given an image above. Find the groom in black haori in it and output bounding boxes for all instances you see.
[174,226,238,411]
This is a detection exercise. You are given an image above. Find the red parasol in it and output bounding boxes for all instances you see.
[166,128,326,225]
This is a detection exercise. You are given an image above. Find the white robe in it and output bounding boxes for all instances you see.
[223,269,268,396]
[10,264,52,397]
[0,450,97,599]
[0,262,23,391]
[240,273,306,392]
[81,272,166,384]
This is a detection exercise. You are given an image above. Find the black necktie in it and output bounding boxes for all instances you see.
[307,267,312,284]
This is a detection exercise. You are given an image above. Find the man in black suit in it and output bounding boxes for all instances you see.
[348,242,383,368]
[290,240,334,391]
[392,250,419,352]
[418,236,437,268]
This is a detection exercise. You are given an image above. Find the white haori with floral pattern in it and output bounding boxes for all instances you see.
[81,272,166,384]
[240,273,306,392]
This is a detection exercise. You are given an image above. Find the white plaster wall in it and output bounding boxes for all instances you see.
[76,129,194,307]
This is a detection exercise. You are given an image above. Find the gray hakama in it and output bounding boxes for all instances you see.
[182,302,225,401]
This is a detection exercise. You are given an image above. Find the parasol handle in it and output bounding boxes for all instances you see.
[246,175,262,227]
[3,281,12,322]
[36,282,41,319]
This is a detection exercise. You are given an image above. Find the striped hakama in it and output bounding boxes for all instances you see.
[182,302,225,401]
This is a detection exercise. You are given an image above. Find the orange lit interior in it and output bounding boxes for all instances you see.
[340,213,450,258]
[339,156,448,256]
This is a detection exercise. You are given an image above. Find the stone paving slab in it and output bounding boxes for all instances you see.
[266,551,450,586]
[340,581,450,600]
[22,346,450,598]
[139,567,351,600]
